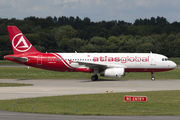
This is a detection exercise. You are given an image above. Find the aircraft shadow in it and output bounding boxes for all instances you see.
[16,79,30,81]
[16,79,129,82]
[81,79,128,82]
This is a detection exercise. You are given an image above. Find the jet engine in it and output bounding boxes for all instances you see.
[100,68,125,78]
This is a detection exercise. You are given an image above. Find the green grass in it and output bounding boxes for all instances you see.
[0,60,19,65]
[170,57,180,65]
[0,67,179,79]
[0,83,33,87]
[0,90,180,115]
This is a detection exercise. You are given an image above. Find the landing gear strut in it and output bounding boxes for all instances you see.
[151,72,155,81]
[91,69,99,81]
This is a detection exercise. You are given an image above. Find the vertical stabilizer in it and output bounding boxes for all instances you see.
[7,26,39,54]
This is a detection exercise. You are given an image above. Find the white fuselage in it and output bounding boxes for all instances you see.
[55,53,176,71]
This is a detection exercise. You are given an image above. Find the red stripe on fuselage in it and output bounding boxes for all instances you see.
[52,53,75,70]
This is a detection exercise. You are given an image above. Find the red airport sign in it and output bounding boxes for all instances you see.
[124,96,148,102]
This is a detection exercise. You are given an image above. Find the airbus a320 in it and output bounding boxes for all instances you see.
[4,26,177,81]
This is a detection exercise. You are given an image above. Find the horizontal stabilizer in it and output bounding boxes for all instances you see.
[5,56,28,62]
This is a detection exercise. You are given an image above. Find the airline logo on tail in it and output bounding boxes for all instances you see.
[12,33,32,52]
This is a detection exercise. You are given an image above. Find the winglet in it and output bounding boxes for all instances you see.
[7,26,39,54]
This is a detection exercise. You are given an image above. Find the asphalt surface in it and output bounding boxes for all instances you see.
[0,79,180,120]
[1,79,180,100]
[1,110,180,120]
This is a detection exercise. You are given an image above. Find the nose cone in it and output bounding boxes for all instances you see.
[171,61,177,68]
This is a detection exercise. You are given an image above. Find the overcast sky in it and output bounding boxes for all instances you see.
[0,0,180,23]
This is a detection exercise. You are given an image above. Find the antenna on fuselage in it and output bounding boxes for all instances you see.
[150,51,152,54]
[75,51,77,53]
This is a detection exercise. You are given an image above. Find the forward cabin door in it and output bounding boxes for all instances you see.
[37,55,42,65]
[151,55,156,66]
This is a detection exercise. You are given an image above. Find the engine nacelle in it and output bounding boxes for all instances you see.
[100,68,125,78]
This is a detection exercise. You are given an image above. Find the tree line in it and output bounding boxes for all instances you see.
[0,16,180,60]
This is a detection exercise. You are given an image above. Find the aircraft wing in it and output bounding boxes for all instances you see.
[5,56,28,62]
[74,61,127,69]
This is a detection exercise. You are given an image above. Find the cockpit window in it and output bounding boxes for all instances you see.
[165,58,168,61]
[162,58,170,61]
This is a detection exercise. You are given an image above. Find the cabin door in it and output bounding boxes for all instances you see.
[151,55,156,66]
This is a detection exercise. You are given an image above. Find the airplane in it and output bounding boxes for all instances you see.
[4,26,177,81]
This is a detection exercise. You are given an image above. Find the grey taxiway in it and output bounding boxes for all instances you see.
[1,79,180,100]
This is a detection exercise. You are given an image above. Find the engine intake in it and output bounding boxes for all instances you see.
[100,68,125,78]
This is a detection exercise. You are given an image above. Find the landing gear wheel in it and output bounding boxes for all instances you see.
[151,77,155,81]
[91,75,98,81]
[151,72,155,81]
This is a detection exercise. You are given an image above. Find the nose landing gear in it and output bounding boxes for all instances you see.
[151,72,155,81]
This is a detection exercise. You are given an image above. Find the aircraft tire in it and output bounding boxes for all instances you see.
[151,77,155,81]
[91,75,98,81]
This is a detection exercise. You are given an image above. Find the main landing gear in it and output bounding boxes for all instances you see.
[91,69,99,81]
[151,72,155,81]
[91,75,98,81]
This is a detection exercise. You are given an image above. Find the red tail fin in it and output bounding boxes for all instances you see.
[7,26,39,54]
